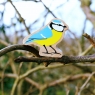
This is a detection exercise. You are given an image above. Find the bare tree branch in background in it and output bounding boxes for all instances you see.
[40,0,57,18]
[81,0,95,27]
[8,0,31,34]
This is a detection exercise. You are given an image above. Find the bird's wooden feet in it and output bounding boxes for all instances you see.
[51,52,61,55]
[40,52,62,57]
[42,52,52,54]
[42,52,60,55]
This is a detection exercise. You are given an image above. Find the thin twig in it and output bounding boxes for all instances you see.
[8,0,30,34]
[48,73,90,87]
[25,77,40,89]
[81,0,95,27]
[0,73,40,89]
[11,77,19,95]
[80,45,93,56]
[19,64,63,80]
[40,0,57,18]
[79,33,94,56]
[17,62,23,75]
[1,61,10,95]
[0,39,9,46]
[78,72,95,95]
[83,33,95,48]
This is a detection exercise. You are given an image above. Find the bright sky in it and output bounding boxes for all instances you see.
[0,0,95,37]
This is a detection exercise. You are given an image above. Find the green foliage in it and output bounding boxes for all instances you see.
[4,78,15,91]
[0,44,5,49]
[43,86,66,95]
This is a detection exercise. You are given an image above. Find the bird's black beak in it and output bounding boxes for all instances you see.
[63,26,67,28]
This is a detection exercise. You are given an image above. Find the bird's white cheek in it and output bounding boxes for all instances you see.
[52,24,63,31]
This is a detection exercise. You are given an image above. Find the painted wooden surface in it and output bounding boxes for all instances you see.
[23,18,68,57]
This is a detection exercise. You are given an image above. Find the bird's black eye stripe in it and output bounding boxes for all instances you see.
[50,22,53,29]
[63,26,66,28]
[51,22,55,24]
[58,24,62,26]
[51,22,62,26]
[52,23,64,26]
[50,22,67,28]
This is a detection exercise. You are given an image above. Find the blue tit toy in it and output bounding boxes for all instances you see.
[23,18,68,57]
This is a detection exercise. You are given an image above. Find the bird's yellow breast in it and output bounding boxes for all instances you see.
[34,30,63,46]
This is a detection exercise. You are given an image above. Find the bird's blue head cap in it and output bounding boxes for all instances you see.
[52,19,61,23]
[52,19,64,26]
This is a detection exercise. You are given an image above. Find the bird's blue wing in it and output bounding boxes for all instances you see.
[25,26,52,44]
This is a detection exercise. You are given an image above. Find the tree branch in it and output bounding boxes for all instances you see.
[0,44,95,65]
[78,72,95,95]
[0,38,9,46]
[0,44,40,57]
[15,54,95,64]
[8,0,31,34]
[48,73,90,87]
[40,0,57,18]
[83,33,95,48]
[80,0,95,27]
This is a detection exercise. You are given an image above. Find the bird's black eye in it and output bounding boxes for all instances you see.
[57,24,61,26]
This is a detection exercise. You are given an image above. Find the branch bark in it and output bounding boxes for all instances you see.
[15,55,95,64]
[0,44,40,57]
[0,44,95,65]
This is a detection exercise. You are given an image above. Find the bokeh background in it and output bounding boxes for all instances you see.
[0,0,95,95]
